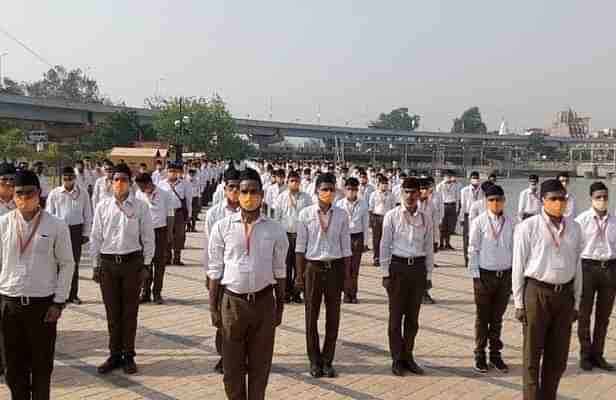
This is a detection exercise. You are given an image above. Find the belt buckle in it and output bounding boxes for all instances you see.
[600,260,608,269]
[115,255,123,264]
[496,270,504,279]
[323,261,333,270]
[554,284,563,293]
[20,296,30,306]
[246,293,256,304]
[407,257,415,266]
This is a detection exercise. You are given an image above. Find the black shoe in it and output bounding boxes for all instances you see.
[153,295,165,305]
[351,297,359,304]
[292,293,303,304]
[140,293,151,304]
[123,356,137,374]
[373,259,380,267]
[173,260,185,266]
[97,356,124,374]
[422,293,435,305]
[439,244,446,251]
[309,363,323,378]
[392,361,405,376]
[489,354,509,373]
[580,357,593,371]
[343,296,352,304]
[214,358,224,374]
[592,355,615,371]
[68,297,82,305]
[474,355,489,374]
[446,244,455,251]
[404,359,425,375]
[323,363,337,378]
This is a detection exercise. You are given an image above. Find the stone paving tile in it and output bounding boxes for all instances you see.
[1,218,615,399]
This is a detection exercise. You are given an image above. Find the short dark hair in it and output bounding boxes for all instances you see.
[135,172,152,184]
[113,163,132,180]
[316,173,336,187]
[345,177,359,187]
[239,168,262,189]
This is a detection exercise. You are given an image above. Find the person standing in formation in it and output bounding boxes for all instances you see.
[152,159,166,185]
[518,175,541,221]
[437,170,460,251]
[274,170,313,304]
[358,170,375,202]
[369,176,395,266]
[264,169,286,217]
[0,170,74,400]
[91,164,155,375]
[460,171,483,267]
[208,167,288,400]
[557,172,577,218]
[0,163,16,217]
[574,182,616,371]
[380,177,433,377]
[92,161,115,210]
[45,166,93,305]
[418,178,439,304]
[469,181,495,223]
[512,179,582,400]
[468,184,514,373]
[187,168,201,233]
[159,163,191,266]
[135,173,173,305]
[34,162,49,209]
[336,177,369,304]
[296,173,352,378]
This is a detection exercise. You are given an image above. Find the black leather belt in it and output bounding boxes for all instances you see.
[287,232,297,239]
[1,295,53,306]
[480,268,511,278]
[307,259,343,270]
[526,277,574,293]
[391,255,426,266]
[582,259,616,269]
[224,285,273,303]
[445,202,456,206]
[101,251,143,264]
[350,233,364,239]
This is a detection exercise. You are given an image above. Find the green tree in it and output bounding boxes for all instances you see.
[0,127,33,161]
[452,107,487,134]
[25,65,104,103]
[81,110,156,151]
[0,77,26,95]
[369,107,420,131]
[155,95,253,159]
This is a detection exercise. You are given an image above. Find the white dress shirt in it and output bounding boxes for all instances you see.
[564,192,577,218]
[90,194,155,265]
[37,174,50,198]
[437,182,460,204]
[135,186,173,229]
[207,213,288,294]
[0,199,15,216]
[358,183,375,202]
[369,191,396,216]
[158,179,193,218]
[576,208,616,261]
[419,198,440,244]
[468,210,516,278]
[45,184,93,236]
[512,210,583,310]
[212,183,225,205]
[0,210,74,303]
[336,198,369,240]
[469,199,486,222]
[265,184,285,209]
[152,169,166,185]
[380,206,435,279]
[296,204,352,261]
[274,190,313,234]
[518,188,542,219]
[203,199,240,272]
[460,184,484,219]
[301,180,315,196]
[92,176,113,209]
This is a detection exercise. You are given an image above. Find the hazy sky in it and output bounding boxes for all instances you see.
[2,0,615,131]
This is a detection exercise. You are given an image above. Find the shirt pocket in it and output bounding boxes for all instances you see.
[33,234,52,255]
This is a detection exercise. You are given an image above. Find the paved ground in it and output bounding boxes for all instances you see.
[2,217,616,400]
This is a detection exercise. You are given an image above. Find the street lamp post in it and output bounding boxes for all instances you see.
[0,52,8,89]
[174,97,190,163]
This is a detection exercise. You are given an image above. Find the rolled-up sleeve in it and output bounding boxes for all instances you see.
[467,218,482,278]
[340,213,352,258]
[295,212,308,254]
[512,223,529,309]
[380,212,394,277]
[424,215,435,280]
[54,222,75,303]
[272,226,289,279]
[207,220,225,280]
[89,203,103,267]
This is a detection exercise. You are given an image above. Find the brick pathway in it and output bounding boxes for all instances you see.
[2,220,615,399]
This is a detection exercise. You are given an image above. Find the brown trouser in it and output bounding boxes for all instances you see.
[191,197,201,229]
[286,233,297,297]
[387,258,426,362]
[1,295,56,400]
[100,254,144,358]
[221,289,276,400]
[370,214,384,262]
[462,214,469,267]
[304,259,344,366]
[68,224,83,300]
[440,202,457,243]
[346,233,364,298]
[578,259,616,359]
[473,269,511,357]
[168,208,186,262]
[523,278,574,400]
[143,227,169,296]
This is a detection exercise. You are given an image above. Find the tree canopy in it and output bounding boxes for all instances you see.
[369,107,420,131]
[80,110,156,152]
[451,106,487,134]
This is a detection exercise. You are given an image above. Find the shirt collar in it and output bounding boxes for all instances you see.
[61,185,78,194]
[116,192,135,206]
[231,212,266,224]
[487,209,504,221]
[591,208,610,220]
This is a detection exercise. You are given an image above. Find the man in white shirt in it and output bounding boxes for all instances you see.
[46,166,93,305]
[460,171,483,267]
[152,159,166,185]
[336,177,369,304]
[468,184,514,374]
[518,175,541,221]
[74,160,94,196]
[0,170,74,399]
[369,176,395,266]
[92,161,115,210]
[208,167,288,400]
[418,177,440,304]
[158,162,192,265]
[512,179,583,400]
[469,181,495,223]
[296,173,352,379]
[436,170,460,251]
[135,173,173,305]
[264,169,286,217]
[358,170,375,203]
[380,177,434,377]
[34,162,49,209]
[557,172,577,218]
[91,163,155,375]
[575,182,616,371]
[0,162,16,217]
[186,168,201,233]
[301,168,315,195]
[274,170,312,304]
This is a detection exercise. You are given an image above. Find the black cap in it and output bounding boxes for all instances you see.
[135,173,152,184]
[239,168,262,188]
[480,181,494,194]
[418,178,430,188]
[529,174,539,182]
[113,163,132,178]
[401,177,419,190]
[14,170,40,189]
[345,177,359,187]
[469,171,480,179]
[540,179,565,198]
[590,181,608,196]
[484,184,504,197]
[0,162,16,177]
[316,172,336,187]
[62,166,75,175]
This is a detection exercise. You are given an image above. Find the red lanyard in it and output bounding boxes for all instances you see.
[116,200,136,218]
[488,215,505,242]
[16,211,43,256]
[542,215,565,252]
[472,187,480,201]
[402,209,425,228]
[594,215,609,240]
[243,218,256,256]
[345,200,357,221]
[318,208,332,233]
